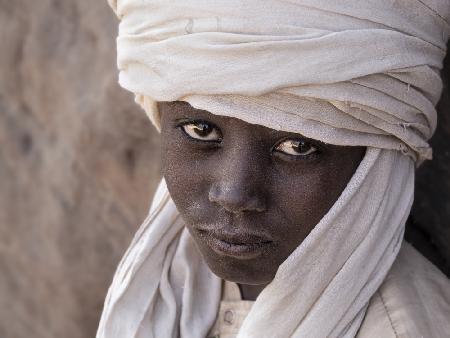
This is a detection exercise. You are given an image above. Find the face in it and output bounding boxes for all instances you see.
[159,101,365,285]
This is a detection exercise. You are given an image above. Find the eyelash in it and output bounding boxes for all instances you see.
[176,120,322,159]
[177,120,223,143]
[272,140,321,160]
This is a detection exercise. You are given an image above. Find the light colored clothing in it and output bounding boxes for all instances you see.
[207,243,450,338]
[357,242,450,338]
[97,1,450,337]
[109,0,449,163]
[97,151,415,338]
[207,281,254,338]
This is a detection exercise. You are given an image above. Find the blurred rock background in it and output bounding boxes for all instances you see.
[407,47,450,278]
[0,1,160,338]
[0,1,448,338]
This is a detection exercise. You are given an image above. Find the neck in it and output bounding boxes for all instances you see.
[238,283,268,301]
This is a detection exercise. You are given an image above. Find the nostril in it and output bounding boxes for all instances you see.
[208,184,266,213]
[208,185,221,203]
[247,199,267,213]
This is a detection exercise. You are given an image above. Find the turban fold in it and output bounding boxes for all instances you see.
[98,1,449,337]
[111,0,449,162]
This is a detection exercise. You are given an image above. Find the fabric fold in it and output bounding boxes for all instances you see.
[110,0,449,161]
[99,0,449,337]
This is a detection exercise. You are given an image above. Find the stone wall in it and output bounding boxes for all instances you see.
[0,1,448,338]
[0,1,161,338]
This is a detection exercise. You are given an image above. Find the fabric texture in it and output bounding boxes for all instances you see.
[98,1,450,337]
[356,242,450,338]
[207,280,254,338]
[97,149,414,338]
[206,243,450,338]
[111,0,449,163]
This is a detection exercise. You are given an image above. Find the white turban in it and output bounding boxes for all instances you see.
[98,1,449,337]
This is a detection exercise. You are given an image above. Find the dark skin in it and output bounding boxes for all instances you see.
[159,101,365,300]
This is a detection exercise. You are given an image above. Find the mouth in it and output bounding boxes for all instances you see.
[196,228,274,260]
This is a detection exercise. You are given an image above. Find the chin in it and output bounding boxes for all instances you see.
[202,250,276,285]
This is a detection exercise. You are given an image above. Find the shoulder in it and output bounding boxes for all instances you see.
[357,242,450,338]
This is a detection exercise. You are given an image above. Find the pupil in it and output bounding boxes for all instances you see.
[194,123,211,137]
[292,141,309,153]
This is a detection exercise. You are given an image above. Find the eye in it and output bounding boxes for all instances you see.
[178,120,222,142]
[274,139,318,157]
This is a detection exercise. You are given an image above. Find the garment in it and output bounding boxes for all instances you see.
[357,242,450,338]
[207,281,254,338]
[98,1,450,337]
[111,0,449,163]
[98,150,416,337]
[207,243,450,338]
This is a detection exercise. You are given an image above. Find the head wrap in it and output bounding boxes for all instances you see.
[98,1,449,337]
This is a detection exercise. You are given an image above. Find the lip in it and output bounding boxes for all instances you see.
[196,228,273,260]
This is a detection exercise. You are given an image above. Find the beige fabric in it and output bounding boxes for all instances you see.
[357,242,450,338]
[207,281,254,338]
[110,0,449,162]
[97,1,450,337]
[97,148,416,338]
[205,243,450,338]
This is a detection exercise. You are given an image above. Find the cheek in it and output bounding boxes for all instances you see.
[271,169,330,237]
[161,135,211,221]
[270,160,354,243]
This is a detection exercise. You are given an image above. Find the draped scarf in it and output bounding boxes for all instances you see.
[97,1,449,337]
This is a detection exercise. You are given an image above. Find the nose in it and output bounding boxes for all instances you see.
[208,149,268,214]
[209,183,267,213]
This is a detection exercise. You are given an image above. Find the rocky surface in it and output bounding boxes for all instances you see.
[0,1,448,338]
[0,1,161,338]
